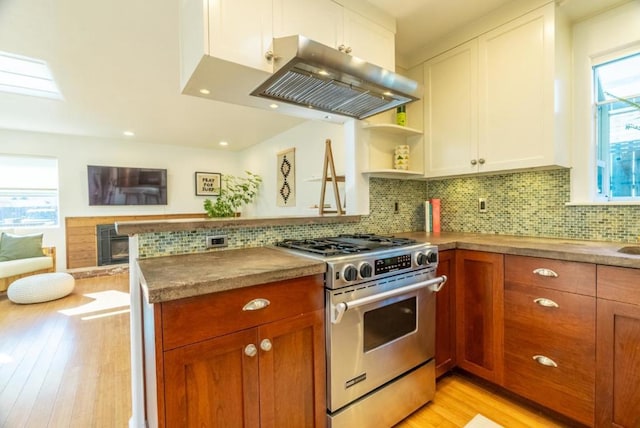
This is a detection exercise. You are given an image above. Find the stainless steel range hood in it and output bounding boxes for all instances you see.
[250,35,422,120]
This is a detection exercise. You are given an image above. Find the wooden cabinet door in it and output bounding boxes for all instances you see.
[163,329,260,427]
[455,250,504,384]
[435,250,456,377]
[596,299,640,428]
[424,39,478,178]
[258,309,326,428]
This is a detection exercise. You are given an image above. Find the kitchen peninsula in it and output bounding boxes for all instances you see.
[124,215,640,427]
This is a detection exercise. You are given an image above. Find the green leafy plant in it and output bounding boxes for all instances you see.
[204,171,262,217]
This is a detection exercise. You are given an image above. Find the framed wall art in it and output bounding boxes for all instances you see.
[195,172,221,196]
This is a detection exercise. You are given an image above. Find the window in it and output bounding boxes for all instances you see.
[594,52,640,200]
[0,155,59,228]
[0,51,62,100]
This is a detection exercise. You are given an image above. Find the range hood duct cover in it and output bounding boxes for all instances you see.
[251,36,422,120]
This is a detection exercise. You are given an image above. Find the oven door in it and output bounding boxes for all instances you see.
[326,268,445,412]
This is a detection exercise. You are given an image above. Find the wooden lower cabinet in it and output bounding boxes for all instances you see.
[455,250,504,384]
[164,310,325,428]
[503,255,596,426]
[144,275,326,428]
[435,250,456,377]
[596,266,640,428]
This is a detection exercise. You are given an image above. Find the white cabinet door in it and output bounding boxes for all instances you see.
[478,8,551,172]
[273,0,343,49]
[343,8,395,70]
[424,40,478,178]
[209,0,273,72]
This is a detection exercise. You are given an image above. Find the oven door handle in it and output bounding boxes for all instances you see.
[331,275,447,324]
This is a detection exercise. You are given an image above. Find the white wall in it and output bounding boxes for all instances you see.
[0,129,240,268]
[571,1,640,203]
[240,120,346,217]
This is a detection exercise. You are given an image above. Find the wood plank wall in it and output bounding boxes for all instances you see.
[65,214,207,269]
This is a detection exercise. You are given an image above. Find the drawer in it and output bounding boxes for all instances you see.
[504,339,595,426]
[505,255,595,296]
[597,265,640,306]
[161,274,324,350]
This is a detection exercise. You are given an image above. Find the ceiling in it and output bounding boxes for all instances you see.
[0,0,629,151]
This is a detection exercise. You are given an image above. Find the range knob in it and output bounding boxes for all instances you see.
[342,264,358,282]
[416,250,437,266]
[358,262,373,279]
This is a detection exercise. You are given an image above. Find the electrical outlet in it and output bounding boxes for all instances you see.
[206,235,228,249]
[394,201,399,214]
[478,198,487,213]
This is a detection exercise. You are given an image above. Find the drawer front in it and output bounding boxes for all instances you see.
[161,275,324,350]
[504,283,595,426]
[597,265,640,306]
[505,255,595,296]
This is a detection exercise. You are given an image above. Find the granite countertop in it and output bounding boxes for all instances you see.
[137,247,325,303]
[137,232,640,304]
[397,232,640,268]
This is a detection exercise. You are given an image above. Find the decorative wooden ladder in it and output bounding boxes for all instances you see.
[319,139,345,215]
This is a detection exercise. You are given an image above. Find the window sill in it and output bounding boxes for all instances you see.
[565,201,640,206]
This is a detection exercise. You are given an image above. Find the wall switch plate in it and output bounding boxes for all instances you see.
[206,235,228,248]
[478,198,487,213]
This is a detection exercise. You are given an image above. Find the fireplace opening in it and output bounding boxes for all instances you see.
[96,224,129,266]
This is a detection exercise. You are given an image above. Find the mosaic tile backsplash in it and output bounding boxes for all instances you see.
[138,170,640,258]
[428,169,640,243]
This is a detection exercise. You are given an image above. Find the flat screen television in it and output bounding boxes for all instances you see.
[88,165,168,206]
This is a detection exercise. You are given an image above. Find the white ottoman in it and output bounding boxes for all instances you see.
[8,272,75,304]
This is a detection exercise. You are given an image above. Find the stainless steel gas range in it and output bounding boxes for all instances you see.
[275,234,447,428]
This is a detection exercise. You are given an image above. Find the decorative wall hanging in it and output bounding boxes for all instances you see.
[276,148,296,207]
[195,172,221,196]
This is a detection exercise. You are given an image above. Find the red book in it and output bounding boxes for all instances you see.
[431,198,441,233]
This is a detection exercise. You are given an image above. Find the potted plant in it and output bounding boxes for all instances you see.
[204,171,262,217]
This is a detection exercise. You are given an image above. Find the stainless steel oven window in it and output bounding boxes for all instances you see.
[363,297,417,352]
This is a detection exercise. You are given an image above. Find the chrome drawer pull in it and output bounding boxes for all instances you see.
[532,268,558,278]
[533,297,559,308]
[533,355,558,368]
[242,298,270,311]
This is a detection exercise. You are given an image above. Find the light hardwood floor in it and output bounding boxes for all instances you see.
[1,273,571,428]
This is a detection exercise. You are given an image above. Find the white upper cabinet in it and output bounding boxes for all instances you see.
[273,0,395,70]
[424,40,478,177]
[273,0,343,51]
[423,3,570,178]
[208,0,273,72]
[342,8,395,71]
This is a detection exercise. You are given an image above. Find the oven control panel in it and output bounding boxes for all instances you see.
[374,254,412,275]
[326,244,438,289]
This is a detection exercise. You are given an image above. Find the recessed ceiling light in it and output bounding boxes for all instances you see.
[123,131,135,137]
[324,115,332,120]
[219,141,229,146]
[318,70,329,76]
[269,103,278,109]
[383,91,393,96]
[199,88,211,95]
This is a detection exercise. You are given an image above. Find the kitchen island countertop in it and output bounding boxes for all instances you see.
[137,246,325,304]
[136,232,640,304]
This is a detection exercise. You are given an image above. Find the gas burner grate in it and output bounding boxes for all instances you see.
[275,234,416,256]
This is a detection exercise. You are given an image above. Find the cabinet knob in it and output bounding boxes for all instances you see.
[470,159,477,166]
[264,50,275,61]
[532,268,558,278]
[243,298,270,311]
[532,355,558,368]
[533,297,559,308]
[478,158,485,165]
[345,46,352,54]
[260,338,272,352]
[338,44,346,52]
[244,344,257,357]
